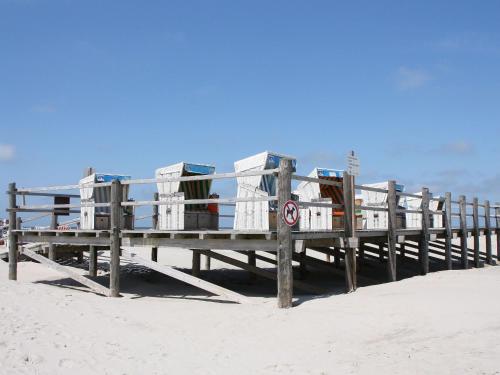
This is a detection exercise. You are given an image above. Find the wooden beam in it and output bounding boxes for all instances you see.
[109,179,122,297]
[89,246,98,277]
[484,200,492,265]
[443,192,453,270]
[248,251,257,282]
[8,182,18,281]
[343,170,357,292]
[277,158,294,308]
[48,213,58,261]
[496,205,500,260]
[192,250,201,277]
[472,197,480,268]
[121,249,250,304]
[151,192,159,262]
[21,247,110,296]
[387,180,397,281]
[419,187,430,275]
[459,195,469,269]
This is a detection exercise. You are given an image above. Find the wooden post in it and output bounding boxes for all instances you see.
[109,179,122,297]
[379,244,384,262]
[48,212,58,261]
[277,158,293,308]
[248,251,257,282]
[484,200,492,265]
[89,246,98,277]
[8,183,18,281]
[459,195,469,269]
[192,250,201,277]
[387,180,397,282]
[496,204,500,261]
[333,247,340,268]
[205,254,211,271]
[343,171,357,293]
[419,187,430,275]
[400,243,406,258]
[151,192,159,262]
[472,197,480,268]
[444,192,453,270]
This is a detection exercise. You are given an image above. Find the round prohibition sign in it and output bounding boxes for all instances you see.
[282,200,299,227]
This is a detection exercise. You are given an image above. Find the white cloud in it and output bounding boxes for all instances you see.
[395,67,432,90]
[0,144,15,162]
[434,141,475,155]
[433,32,500,54]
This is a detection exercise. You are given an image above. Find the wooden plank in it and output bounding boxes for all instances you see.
[459,195,469,269]
[121,249,250,304]
[472,197,480,268]
[19,234,110,246]
[386,180,397,281]
[151,192,159,262]
[343,170,357,292]
[8,182,18,281]
[443,192,453,270]
[21,247,110,296]
[484,200,492,265]
[420,187,430,275]
[277,158,294,308]
[110,180,122,297]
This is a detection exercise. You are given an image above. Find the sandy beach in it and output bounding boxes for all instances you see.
[1,242,499,375]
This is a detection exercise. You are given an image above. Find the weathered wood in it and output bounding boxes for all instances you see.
[443,192,453,270]
[8,183,18,281]
[334,247,341,268]
[48,213,58,261]
[459,195,469,269]
[151,192,159,262]
[484,200,492,265]
[386,180,397,281]
[472,197,480,268]
[109,179,122,297]
[89,246,98,277]
[496,204,500,260]
[277,158,294,308]
[248,251,257,282]
[121,249,250,304]
[22,247,110,296]
[379,244,384,262]
[192,250,201,277]
[343,170,357,292]
[419,187,430,275]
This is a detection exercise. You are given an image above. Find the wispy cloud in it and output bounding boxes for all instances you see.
[387,140,474,157]
[31,104,56,113]
[0,144,15,162]
[395,67,432,90]
[433,141,475,155]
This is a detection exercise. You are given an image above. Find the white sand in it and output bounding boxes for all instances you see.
[1,244,500,375]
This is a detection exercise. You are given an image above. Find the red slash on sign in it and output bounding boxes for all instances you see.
[282,200,299,227]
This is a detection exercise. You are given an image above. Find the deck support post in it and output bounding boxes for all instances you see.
[48,213,58,261]
[496,204,500,261]
[333,247,340,268]
[484,200,492,265]
[151,192,159,262]
[343,171,357,293]
[459,195,469,269]
[89,246,98,277]
[110,179,122,297]
[444,192,453,270]
[472,197,480,268]
[8,183,18,281]
[192,250,201,277]
[277,158,293,308]
[248,251,257,282]
[378,244,384,262]
[387,180,397,282]
[400,243,406,258]
[419,187,430,275]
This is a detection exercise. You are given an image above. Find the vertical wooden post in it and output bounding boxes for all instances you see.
[387,180,397,282]
[343,171,357,293]
[277,158,293,308]
[400,243,406,258]
[459,195,469,269]
[248,251,257,282]
[484,200,492,265]
[192,250,201,277]
[151,192,159,262]
[110,179,122,297]
[496,204,500,261]
[333,247,340,268]
[8,183,18,281]
[419,187,430,275]
[89,246,98,277]
[443,192,453,270]
[472,197,480,268]
[379,244,384,262]
[48,212,58,261]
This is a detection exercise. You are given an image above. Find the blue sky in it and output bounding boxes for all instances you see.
[1,0,500,217]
